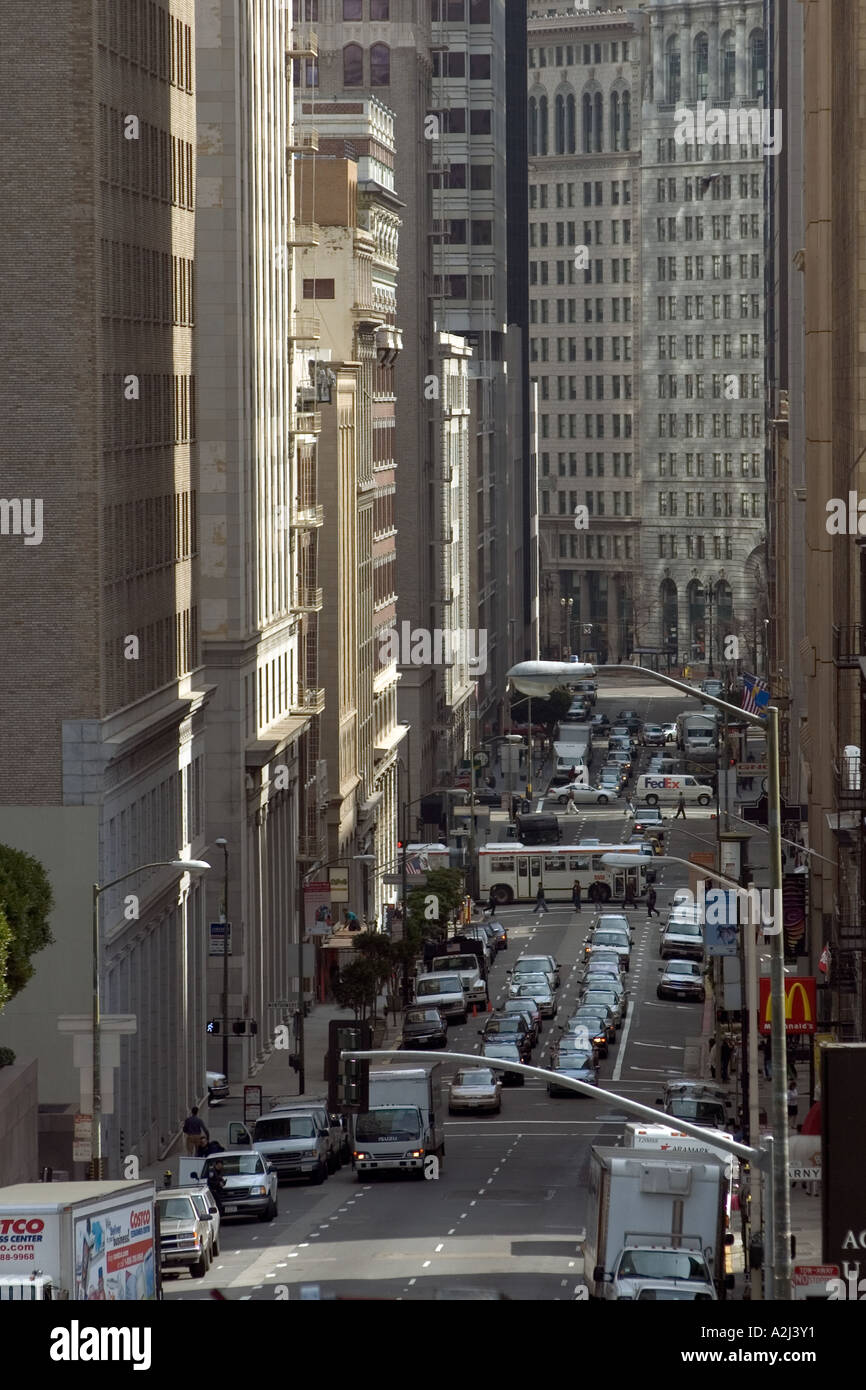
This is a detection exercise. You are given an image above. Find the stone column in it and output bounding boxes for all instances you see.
[708,19,720,106]
[651,15,664,104]
[735,10,747,101]
[682,14,694,104]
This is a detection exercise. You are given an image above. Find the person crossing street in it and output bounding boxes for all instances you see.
[535,882,550,914]
[673,791,687,819]
[571,879,582,914]
[646,885,660,918]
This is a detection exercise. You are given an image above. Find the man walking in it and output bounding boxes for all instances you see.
[673,791,687,819]
[624,796,635,817]
[182,1106,209,1156]
[646,885,660,919]
[571,879,582,914]
[535,881,550,914]
[720,1035,733,1084]
[565,790,579,814]
[759,1034,772,1080]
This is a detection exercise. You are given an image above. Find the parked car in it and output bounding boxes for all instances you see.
[155,1191,212,1278]
[657,959,706,1002]
[175,1184,221,1259]
[401,1006,448,1050]
[199,1150,279,1222]
[264,1097,347,1169]
[659,905,705,961]
[448,1067,502,1114]
[413,972,468,1024]
[547,1052,599,1096]
[207,1070,229,1104]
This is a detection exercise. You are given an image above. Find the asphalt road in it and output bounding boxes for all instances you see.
[165,684,721,1302]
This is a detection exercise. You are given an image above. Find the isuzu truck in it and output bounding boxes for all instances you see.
[583,1148,732,1300]
[0,1180,159,1301]
[352,1066,444,1179]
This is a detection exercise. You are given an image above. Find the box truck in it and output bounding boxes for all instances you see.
[0,1181,159,1301]
[352,1066,444,1179]
[583,1147,732,1300]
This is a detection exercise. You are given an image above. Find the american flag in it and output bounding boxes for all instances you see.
[741,673,770,718]
[404,851,428,874]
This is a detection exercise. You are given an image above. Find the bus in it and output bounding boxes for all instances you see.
[478,842,648,906]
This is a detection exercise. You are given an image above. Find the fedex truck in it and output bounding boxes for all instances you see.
[634,774,712,806]
[0,1181,159,1301]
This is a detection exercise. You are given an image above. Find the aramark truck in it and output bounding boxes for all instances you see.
[0,1181,159,1301]
[583,1148,732,1300]
[352,1066,444,1180]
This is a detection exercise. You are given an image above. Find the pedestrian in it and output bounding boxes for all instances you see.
[566,790,579,815]
[182,1105,209,1156]
[623,882,637,911]
[720,1035,733,1084]
[646,885,660,919]
[570,765,577,781]
[674,791,687,819]
[345,908,361,930]
[206,1158,227,1212]
[787,1079,799,1126]
[707,1036,716,1079]
[486,888,497,917]
[571,879,582,914]
[535,881,550,915]
[760,1035,772,1079]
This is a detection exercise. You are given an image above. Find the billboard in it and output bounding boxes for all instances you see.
[758,976,817,1035]
[822,1044,866,1282]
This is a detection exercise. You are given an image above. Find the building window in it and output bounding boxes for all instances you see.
[303,279,335,299]
[722,32,736,100]
[370,43,390,86]
[610,90,620,151]
[470,108,492,135]
[470,53,491,79]
[343,0,362,17]
[666,35,681,103]
[750,31,766,98]
[471,219,492,245]
[470,0,490,20]
[694,33,708,100]
[343,43,363,86]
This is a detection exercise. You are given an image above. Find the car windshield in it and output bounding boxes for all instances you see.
[202,1155,265,1177]
[667,962,700,976]
[669,1100,725,1123]
[667,922,702,936]
[486,1019,521,1032]
[618,1251,709,1281]
[354,1107,421,1142]
[417,976,461,996]
[432,956,478,972]
[593,934,628,947]
[254,1116,316,1140]
[483,1042,518,1057]
[517,958,552,970]
[454,1070,495,1087]
[405,1009,441,1025]
[584,992,615,1005]
[557,1054,593,1069]
[157,1197,196,1221]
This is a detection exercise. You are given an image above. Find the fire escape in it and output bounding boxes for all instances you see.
[831,623,866,1038]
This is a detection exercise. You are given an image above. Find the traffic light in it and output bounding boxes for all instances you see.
[207,1019,220,1035]
[232,1020,246,1035]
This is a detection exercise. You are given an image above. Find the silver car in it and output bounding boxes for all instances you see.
[448,1067,502,1114]
[199,1150,279,1222]
[581,987,625,1028]
[510,954,561,989]
[510,975,557,1018]
[175,1184,221,1259]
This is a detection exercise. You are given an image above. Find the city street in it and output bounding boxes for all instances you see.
[166,687,720,1301]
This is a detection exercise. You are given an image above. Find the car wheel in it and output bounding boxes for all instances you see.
[259,1196,277,1223]
[212,1235,220,1257]
[597,793,609,804]
[456,1013,468,1025]
[493,885,513,906]
[698,794,711,806]
[309,1162,327,1186]
[191,1254,208,1278]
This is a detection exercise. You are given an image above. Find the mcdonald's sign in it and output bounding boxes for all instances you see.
[758,977,817,1035]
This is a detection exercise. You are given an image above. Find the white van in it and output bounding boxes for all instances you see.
[634,774,712,807]
[554,754,588,783]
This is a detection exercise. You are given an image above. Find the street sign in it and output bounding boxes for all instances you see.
[209,922,232,956]
[73,1114,92,1164]
[792,1264,837,1299]
[758,976,817,1034]
[788,1166,821,1181]
[383,872,427,886]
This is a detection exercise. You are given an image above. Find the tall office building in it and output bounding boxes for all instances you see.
[0,0,207,1171]
[295,96,406,927]
[527,3,643,664]
[196,2,324,1084]
[639,0,768,671]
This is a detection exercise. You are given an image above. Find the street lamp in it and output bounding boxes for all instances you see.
[214,840,230,1078]
[587,660,790,1298]
[91,858,211,1179]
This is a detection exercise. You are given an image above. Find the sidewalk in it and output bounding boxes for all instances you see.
[143,999,403,1186]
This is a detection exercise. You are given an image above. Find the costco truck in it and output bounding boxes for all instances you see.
[583,1148,732,1300]
[0,1181,159,1301]
[352,1066,444,1179]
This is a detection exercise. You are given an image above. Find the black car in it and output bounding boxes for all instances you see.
[480,1016,532,1062]
[615,710,643,736]
[400,1006,448,1049]
[590,713,610,734]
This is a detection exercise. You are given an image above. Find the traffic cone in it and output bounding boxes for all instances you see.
[487,998,493,1013]
[472,1004,477,1017]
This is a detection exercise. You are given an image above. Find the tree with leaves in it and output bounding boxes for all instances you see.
[0,843,54,1010]
[333,958,381,1021]
[407,867,465,947]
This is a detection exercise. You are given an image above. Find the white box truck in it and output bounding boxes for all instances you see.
[352,1066,444,1179]
[583,1147,732,1301]
[0,1181,159,1301]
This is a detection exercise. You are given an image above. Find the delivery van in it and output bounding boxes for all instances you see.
[634,774,712,807]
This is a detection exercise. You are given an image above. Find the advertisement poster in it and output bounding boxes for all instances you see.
[0,1212,60,1280]
[74,1199,157,1301]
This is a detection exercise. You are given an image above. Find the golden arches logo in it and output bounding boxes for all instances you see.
[762,979,815,1026]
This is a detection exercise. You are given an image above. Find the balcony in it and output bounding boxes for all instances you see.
[292,686,326,715]
[292,410,321,435]
[294,585,323,611]
[288,29,318,59]
[289,313,320,342]
[289,127,319,153]
[833,624,866,668]
[833,750,866,809]
[288,223,319,247]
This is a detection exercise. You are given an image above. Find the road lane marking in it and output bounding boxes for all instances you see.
[435,1243,444,1252]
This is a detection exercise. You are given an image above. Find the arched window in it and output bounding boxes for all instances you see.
[666,34,681,104]
[687,579,706,659]
[343,43,363,87]
[566,94,576,153]
[582,93,592,153]
[529,96,538,155]
[694,33,708,101]
[610,90,620,151]
[660,578,678,654]
[593,91,603,151]
[538,94,548,154]
[370,42,390,86]
[749,30,766,99]
[721,31,736,101]
[622,90,631,150]
[555,94,566,154]
[715,579,733,630]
